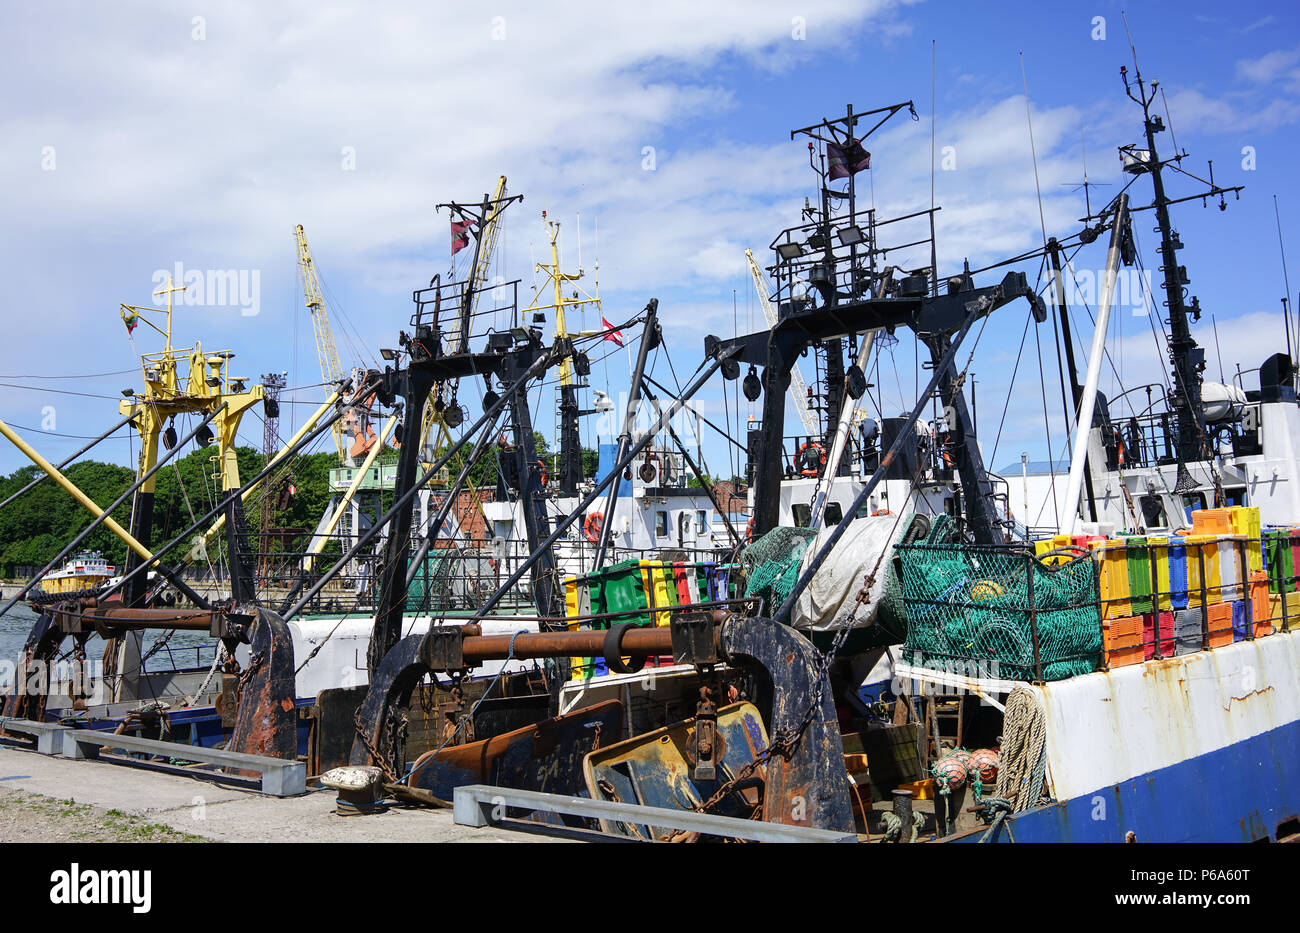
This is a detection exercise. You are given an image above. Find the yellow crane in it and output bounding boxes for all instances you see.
[745,248,819,434]
[296,224,375,463]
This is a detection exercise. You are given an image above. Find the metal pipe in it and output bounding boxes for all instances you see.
[593,301,658,569]
[0,418,154,562]
[1049,238,1097,522]
[65,609,218,631]
[891,789,914,844]
[0,405,225,618]
[1062,194,1128,535]
[773,308,981,624]
[0,412,135,512]
[284,349,558,620]
[461,625,685,662]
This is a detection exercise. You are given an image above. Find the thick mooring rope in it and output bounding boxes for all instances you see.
[980,685,1049,842]
[996,685,1048,811]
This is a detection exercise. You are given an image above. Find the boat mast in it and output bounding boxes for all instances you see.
[1117,54,1243,462]
[523,211,602,496]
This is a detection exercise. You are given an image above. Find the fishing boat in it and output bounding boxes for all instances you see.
[3,41,1297,845]
[34,551,115,599]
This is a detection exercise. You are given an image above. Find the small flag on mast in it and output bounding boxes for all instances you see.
[123,312,139,334]
[451,217,476,255]
[601,316,624,348]
[826,137,871,180]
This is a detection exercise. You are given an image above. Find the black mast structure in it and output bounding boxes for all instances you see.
[1106,56,1243,463]
[725,100,1046,543]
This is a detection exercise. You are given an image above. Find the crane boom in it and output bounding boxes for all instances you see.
[746,248,819,434]
[296,224,349,461]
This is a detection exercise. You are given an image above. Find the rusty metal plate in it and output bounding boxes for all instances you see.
[582,701,768,840]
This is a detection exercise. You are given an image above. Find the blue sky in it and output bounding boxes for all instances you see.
[2,0,1298,484]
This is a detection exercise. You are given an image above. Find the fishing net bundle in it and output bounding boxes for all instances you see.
[741,526,818,613]
[897,542,1101,682]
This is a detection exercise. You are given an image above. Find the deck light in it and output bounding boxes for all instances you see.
[837,225,865,246]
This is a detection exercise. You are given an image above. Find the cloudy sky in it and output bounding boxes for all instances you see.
[2,0,1298,482]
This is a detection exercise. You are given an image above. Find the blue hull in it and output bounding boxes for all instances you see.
[968,718,1300,843]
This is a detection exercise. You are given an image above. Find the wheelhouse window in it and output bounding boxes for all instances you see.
[655,511,668,537]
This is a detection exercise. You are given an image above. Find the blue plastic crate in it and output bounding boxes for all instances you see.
[1168,536,1189,610]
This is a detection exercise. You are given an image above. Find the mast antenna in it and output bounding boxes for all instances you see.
[1276,194,1295,360]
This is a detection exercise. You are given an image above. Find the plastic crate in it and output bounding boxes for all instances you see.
[1094,540,1132,619]
[1123,537,1153,615]
[1184,535,1221,606]
[1168,536,1189,610]
[1142,611,1175,660]
[1264,529,1294,594]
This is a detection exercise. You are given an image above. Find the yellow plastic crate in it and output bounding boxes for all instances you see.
[1148,536,1171,610]
[1184,535,1221,606]
[1093,540,1132,619]
[638,560,673,627]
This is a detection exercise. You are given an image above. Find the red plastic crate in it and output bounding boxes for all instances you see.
[1142,611,1175,659]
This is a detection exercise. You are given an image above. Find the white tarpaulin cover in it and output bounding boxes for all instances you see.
[792,513,899,631]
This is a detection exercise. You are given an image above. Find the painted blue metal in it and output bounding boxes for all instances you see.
[960,718,1300,843]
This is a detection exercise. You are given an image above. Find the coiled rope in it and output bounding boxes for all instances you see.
[980,685,1048,842]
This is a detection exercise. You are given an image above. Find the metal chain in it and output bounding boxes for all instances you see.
[353,715,401,783]
[693,575,873,816]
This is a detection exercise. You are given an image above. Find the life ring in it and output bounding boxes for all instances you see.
[797,441,826,477]
[871,509,892,516]
[745,517,755,543]
[584,511,604,543]
[537,460,548,486]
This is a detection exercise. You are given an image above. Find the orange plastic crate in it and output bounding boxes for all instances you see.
[1192,509,1234,535]
[1106,644,1145,668]
[1206,603,1234,648]
[1102,615,1142,651]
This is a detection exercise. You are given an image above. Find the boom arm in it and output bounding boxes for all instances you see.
[747,249,819,434]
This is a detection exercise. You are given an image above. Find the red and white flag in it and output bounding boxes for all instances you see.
[601,316,624,348]
[450,217,476,255]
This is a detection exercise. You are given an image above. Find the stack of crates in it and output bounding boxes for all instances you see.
[1232,570,1273,641]
[1121,535,1153,615]
[1167,536,1189,610]
[562,559,738,681]
[1184,535,1221,607]
[1230,506,1263,571]
[1263,527,1295,595]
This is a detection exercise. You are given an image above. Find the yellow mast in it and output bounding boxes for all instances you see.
[0,419,154,561]
[524,212,602,383]
[118,275,264,495]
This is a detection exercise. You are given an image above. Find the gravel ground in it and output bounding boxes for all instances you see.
[0,744,561,842]
[0,788,209,843]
